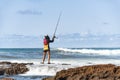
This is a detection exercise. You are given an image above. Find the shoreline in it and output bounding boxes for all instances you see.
[0,61,120,80]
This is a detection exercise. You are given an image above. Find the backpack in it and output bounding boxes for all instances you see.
[44,38,48,45]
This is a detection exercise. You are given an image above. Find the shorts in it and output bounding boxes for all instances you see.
[43,49,50,52]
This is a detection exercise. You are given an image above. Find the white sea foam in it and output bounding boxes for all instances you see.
[23,63,74,76]
[57,48,120,56]
[0,59,78,76]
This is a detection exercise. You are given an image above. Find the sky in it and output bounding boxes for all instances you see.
[0,0,120,36]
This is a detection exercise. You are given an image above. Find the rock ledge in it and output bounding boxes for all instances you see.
[43,64,120,80]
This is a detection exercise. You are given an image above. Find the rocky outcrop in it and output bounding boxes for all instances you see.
[0,62,33,75]
[43,64,120,80]
[5,63,29,75]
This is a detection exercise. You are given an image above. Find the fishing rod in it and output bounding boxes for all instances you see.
[53,12,62,38]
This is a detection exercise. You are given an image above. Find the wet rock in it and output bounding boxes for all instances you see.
[61,63,71,65]
[5,63,29,75]
[0,61,33,75]
[0,62,11,65]
[43,77,55,80]
[0,68,5,75]
[0,78,14,80]
[43,64,120,80]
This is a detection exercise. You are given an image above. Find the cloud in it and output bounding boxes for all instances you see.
[17,9,42,15]
[103,22,109,25]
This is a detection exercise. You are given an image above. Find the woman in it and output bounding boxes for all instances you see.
[42,35,55,64]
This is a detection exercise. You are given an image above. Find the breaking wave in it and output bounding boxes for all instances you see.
[57,48,120,56]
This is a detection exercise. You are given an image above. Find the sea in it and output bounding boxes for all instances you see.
[0,48,120,80]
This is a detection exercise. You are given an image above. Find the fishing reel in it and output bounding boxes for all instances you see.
[53,35,58,39]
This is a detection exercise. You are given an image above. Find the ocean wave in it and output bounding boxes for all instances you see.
[57,48,120,56]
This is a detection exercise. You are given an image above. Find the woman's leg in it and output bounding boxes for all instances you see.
[42,51,47,64]
[48,50,51,64]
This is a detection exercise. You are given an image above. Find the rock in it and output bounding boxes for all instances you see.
[0,61,33,75]
[0,62,11,65]
[43,64,120,80]
[0,78,14,80]
[43,77,55,80]
[61,63,71,65]
[0,68,5,75]
[5,63,29,75]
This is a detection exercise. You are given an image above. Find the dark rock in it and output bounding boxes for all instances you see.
[5,63,29,75]
[0,61,33,75]
[61,63,71,65]
[0,68,5,75]
[43,64,120,80]
[0,62,11,65]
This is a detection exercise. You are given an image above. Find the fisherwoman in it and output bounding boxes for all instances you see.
[41,35,56,64]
